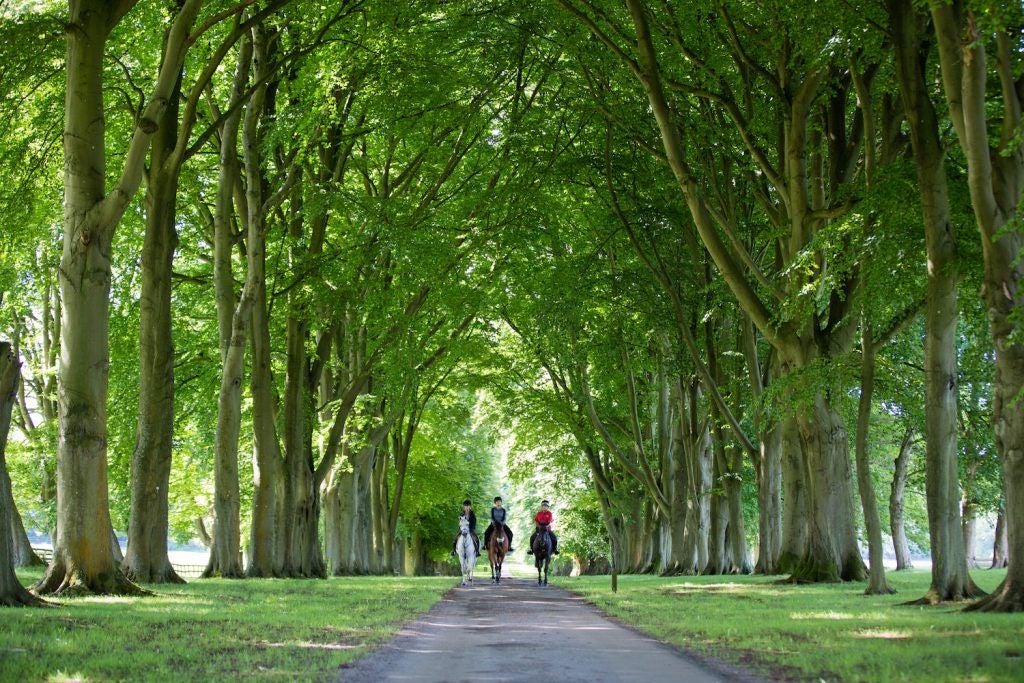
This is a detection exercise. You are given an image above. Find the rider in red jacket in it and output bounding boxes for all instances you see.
[526,499,559,555]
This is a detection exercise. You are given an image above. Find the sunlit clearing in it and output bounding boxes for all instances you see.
[790,611,857,620]
[851,630,912,640]
[80,596,137,605]
[46,672,89,683]
[664,582,746,594]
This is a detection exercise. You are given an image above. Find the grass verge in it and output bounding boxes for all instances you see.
[563,569,1023,682]
[1,567,454,681]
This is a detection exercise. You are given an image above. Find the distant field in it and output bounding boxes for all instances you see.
[564,569,1024,682]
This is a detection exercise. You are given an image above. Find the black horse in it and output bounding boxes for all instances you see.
[531,524,552,586]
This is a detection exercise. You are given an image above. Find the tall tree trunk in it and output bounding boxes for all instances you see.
[991,505,1008,569]
[244,23,284,579]
[281,315,325,577]
[754,424,782,574]
[724,449,752,574]
[891,428,915,570]
[2,334,43,566]
[790,395,867,582]
[247,278,283,578]
[204,33,254,580]
[280,192,328,578]
[326,448,376,575]
[1,343,46,606]
[778,416,807,574]
[372,452,389,573]
[930,1,1024,612]
[123,52,184,585]
[741,315,782,575]
[661,388,693,575]
[889,0,983,602]
[962,459,980,569]
[245,191,282,578]
[854,312,893,594]
[37,0,200,596]
[704,426,729,575]
[7,485,43,567]
[204,300,249,578]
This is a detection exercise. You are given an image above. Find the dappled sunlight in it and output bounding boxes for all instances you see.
[790,611,857,620]
[266,641,361,651]
[46,673,90,683]
[77,596,138,606]
[659,581,788,599]
[850,629,913,640]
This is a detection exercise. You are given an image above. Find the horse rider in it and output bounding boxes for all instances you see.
[483,496,515,552]
[526,499,559,555]
[451,499,480,556]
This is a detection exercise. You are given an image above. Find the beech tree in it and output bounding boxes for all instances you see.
[886,0,981,602]
[34,0,202,597]
[929,0,1024,613]
[1,0,1012,601]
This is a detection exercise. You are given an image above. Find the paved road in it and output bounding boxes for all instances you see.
[338,570,755,683]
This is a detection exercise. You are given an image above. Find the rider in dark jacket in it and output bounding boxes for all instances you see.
[483,496,514,551]
[451,499,480,556]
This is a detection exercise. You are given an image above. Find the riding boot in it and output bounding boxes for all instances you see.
[506,525,514,551]
[551,534,559,555]
[526,531,537,554]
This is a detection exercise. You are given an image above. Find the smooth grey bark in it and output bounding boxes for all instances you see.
[778,415,807,574]
[245,24,284,579]
[854,312,893,594]
[962,459,980,569]
[36,0,200,597]
[1,343,46,606]
[991,506,1008,569]
[325,407,399,575]
[930,0,1024,613]
[888,0,982,602]
[2,334,42,568]
[123,41,184,585]
[741,316,782,575]
[204,33,253,580]
[7,489,43,568]
[890,428,915,570]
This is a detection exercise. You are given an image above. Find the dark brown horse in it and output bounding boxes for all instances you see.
[532,524,552,586]
[487,523,508,584]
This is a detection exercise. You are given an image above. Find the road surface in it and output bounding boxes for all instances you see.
[338,570,759,682]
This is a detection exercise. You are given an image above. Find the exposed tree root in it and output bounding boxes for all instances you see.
[122,561,185,585]
[0,589,53,608]
[901,580,987,606]
[963,579,1024,613]
[202,546,244,579]
[782,556,842,584]
[34,559,150,597]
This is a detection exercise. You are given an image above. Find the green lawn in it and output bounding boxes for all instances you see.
[5,566,1022,682]
[563,569,1024,682]
[1,567,454,682]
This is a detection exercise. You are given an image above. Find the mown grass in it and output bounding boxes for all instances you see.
[564,569,1024,682]
[1,567,454,682]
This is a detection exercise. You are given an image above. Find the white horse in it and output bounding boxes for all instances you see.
[455,515,477,586]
